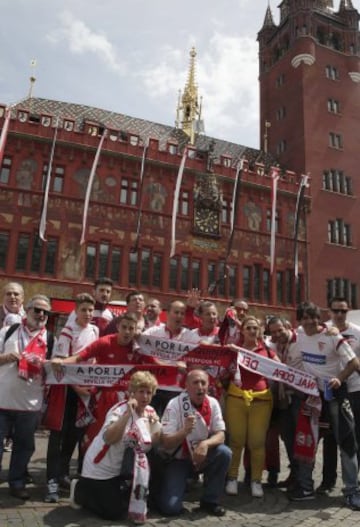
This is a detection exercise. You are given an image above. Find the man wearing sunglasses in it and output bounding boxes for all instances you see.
[0,295,53,500]
[317,297,360,495]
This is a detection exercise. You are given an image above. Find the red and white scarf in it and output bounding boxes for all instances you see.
[178,392,211,462]
[17,326,47,382]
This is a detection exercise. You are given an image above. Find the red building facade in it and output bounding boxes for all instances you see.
[258,0,360,308]
[0,97,307,320]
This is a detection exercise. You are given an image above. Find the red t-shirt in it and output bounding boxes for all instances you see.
[78,334,138,364]
[240,343,276,391]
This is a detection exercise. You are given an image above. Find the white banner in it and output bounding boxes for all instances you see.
[236,346,319,396]
[44,363,134,386]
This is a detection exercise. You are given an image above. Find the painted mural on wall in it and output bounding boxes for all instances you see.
[144,179,167,212]
[16,159,37,190]
[73,168,116,203]
[59,235,83,280]
[244,200,262,231]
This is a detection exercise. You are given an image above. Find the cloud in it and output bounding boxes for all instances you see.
[46,11,126,74]
[139,31,259,144]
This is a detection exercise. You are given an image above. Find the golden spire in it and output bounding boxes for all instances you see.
[175,47,204,144]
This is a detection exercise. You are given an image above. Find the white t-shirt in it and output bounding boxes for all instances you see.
[143,324,193,342]
[161,393,225,459]
[327,322,360,393]
[295,327,355,391]
[0,324,48,411]
[53,320,99,358]
[184,328,220,345]
[82,401,160,480]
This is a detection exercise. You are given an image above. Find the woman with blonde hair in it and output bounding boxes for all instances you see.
[225,315,278,498]
[70,371,160,524]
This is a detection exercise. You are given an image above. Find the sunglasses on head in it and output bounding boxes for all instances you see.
[331,309,348,314]
[33,307,50,316]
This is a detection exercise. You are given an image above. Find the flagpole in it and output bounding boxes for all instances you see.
[270,167,280,275]
[39,116,59,241]
[208,157,244,295]
[293,174,310,279]
[170,146,188,258]
[80,129,107,245]
[0,107,11,168]
[132,140,149,252]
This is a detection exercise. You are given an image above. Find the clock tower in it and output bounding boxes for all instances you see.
[258,0,360,308]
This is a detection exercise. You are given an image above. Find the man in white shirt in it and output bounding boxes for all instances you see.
[0,294,52,500]
[290,301,360,510]
[318,297,360,494]
[44,293,99,502]
[143,300,193,415]
[153,369,231,517]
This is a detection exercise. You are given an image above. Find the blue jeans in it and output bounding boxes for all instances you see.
[0,410,39,488]
[279,394,302,473]
[297,397,358,496]
[156,444,232,516]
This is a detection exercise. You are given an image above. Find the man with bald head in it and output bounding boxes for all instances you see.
[0,282,25,328]
[154,369,231,517]
[144,300,193,414]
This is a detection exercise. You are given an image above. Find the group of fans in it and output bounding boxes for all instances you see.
[1,278,360,523]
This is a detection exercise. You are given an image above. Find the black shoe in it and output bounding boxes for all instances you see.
[59,475,71,489]
[10,487,30,500]
[316,481,335,494]
[25,471,34,485]
[264,470,278,488]
[277,473,296,491]
[288,488,315,501]
[199,501,226,517]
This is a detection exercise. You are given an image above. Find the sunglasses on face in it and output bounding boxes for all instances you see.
[331,309,348,314]
[33,307,50,316]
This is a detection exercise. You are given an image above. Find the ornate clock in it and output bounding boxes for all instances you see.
[194,208,220,236]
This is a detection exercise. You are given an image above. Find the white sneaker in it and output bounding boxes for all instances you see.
[251,480,264,498]
[69,478,81,509]
[225,479,238,495]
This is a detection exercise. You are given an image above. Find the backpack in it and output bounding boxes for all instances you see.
[4,323,54,359]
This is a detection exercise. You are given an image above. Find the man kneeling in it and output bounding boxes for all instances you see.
[71,371,160,524]
[154,369,231,517]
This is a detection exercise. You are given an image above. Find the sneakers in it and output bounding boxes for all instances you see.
[251,480,264,498]
[3,439,12,452]
[44,479,59,503]
[316,481,336,495]
[225,479,238,496]
[69,478,81,510]
[199,501,226,517]
[59,475,71,489]
[289,488,315,501]
[345,493,360,511]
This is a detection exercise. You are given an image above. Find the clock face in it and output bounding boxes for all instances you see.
[194,207,220,236]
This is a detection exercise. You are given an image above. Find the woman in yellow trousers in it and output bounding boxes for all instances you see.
[225,315,278,498]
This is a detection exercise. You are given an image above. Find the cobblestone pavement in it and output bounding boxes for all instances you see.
[0,430,359,527]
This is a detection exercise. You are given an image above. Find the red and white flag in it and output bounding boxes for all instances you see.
[133,140,149,250]
[39,117,59,241]
[170,146,188,257]
[0,108,11,168]
[80,129,107,245]
[294,174,310,278]
[270,167,280,274]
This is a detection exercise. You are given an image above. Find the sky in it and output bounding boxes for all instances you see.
[0,1,359,149]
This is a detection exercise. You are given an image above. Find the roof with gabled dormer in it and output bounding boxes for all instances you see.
[10,96,280,173]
